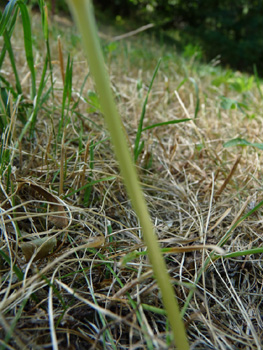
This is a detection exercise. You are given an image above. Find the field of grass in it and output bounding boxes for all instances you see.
[1,2,263,349]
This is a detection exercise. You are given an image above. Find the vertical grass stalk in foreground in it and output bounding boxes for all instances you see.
[66,0,189,348]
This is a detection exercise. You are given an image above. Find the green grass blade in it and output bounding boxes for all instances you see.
[142,118,191,132]
[3,31,22,94]
[17,0,36,97]
[176,77,188,90]
[64,175,116,199]
[0,249,24,281]
[253,64,263,99]
[134,58,162,162]
[83,141,94,206]
[0,297,28,350]
[189,77,200,119]
[215,247,263,259]
[16,56,49,143]
[0,1,19,70]
[30,55,49,135]
[38,0,48,40]
[38,0,55,116]
[58,54,73,141]
[72,72,90,111]
[0,86,10,129]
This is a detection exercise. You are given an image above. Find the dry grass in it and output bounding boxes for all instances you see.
[1,11,263,350]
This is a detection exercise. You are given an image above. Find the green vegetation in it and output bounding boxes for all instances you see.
[95,0,263,74]
[0,0,263,349]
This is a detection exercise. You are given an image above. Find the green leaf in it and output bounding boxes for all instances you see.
[87,90,101,113]
[220,96,238,110]
[220,96,248,113]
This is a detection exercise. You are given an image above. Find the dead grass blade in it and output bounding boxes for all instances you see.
[215,155,241,199]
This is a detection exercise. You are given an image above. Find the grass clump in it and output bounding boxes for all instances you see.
[0,1,263,349]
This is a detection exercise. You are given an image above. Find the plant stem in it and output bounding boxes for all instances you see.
[66,1,189,348]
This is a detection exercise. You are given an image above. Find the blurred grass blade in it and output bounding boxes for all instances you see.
[0,86,10,129]
[142,118,190,132]
[83,140,94,206]
[0,0,17,36]
[176,77,188,90]
[189,77,200,119]
[0,5,19,69]
[67,1,189,348]
[58,54,73,140]
[253,64,263,99]
[38,0,49,40]
[223,137,263,150]
[134,58,162,162]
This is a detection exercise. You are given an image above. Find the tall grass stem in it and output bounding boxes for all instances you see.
[67,0,189,348]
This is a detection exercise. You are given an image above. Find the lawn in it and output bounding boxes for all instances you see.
[0,2,263,349]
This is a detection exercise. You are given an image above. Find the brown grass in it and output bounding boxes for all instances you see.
[0,11,263,350]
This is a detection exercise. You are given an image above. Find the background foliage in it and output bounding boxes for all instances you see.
[96,0,263,75]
